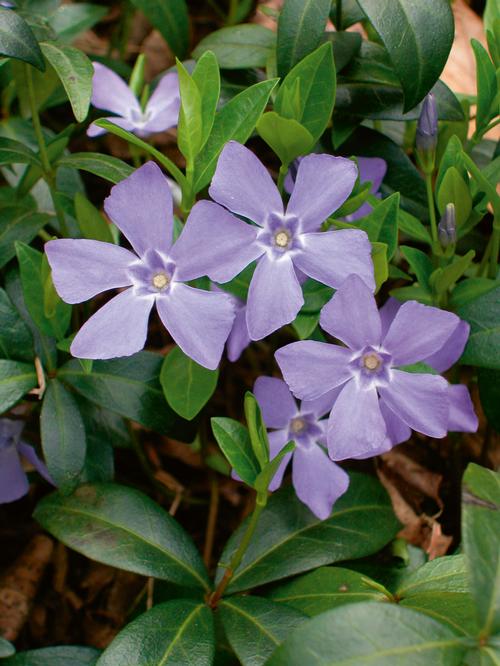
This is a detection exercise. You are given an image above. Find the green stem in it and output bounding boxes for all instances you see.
[425,173,438,244]
[227,0,239,24]
[208,495,266,607]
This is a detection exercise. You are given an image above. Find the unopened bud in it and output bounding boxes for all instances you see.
[438,203,456,248]
[416,93,438,174]
[0,0,17,7]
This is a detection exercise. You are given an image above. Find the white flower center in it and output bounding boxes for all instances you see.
[362,352,382,371]
[274,230,291,248]
[152,272,170,291]
[290,417,306,434]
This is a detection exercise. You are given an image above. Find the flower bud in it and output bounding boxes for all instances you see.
[416,93,438,174]
[438,203,457,248]
[0,0,16,7]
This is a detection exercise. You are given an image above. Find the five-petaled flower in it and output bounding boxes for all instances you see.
[171,141,375,340]
[253,376,349,520]
[275,275,478,461]
[46,162,235,370]
[87,62,180,138]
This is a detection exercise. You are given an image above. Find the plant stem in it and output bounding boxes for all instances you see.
[425,173,438,244]
[203,474,219,568]
[208,496,266,607]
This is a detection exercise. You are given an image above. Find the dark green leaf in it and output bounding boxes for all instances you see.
[0,7,45,70]
[471,39,498,131]
[192,25,275,69]
[356,0,454,111]
[457,285,500,369]
[330,0,365,29]
[0,646,100,665]
[49,4,107,42]
[130,0,189,58]
[356,192,399,260]
[0,359,37,412]
[0,137,41,167]
[0,288,33,361]
[450,278,499,309]
[256,112,314,166]
[400,246,434,291]
[217,473,399,594]
[97,600,214,665]
[34,483,210,590]
[57,153,134,184]
[220,596,306,666]
[160,346,218,420]
[266,602,468,665]
[40,378,86,493]
[59,352,177,435]
[478,368,500,432]
[0,208,51,268]
[322,31,361,72]
[211,417,260,486]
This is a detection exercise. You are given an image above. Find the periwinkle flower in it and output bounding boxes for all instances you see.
[416,93,438,153]
[276,274,475,461]
[438,203,457,248]
[172,141,375,340]
[46,162,235,369]
[0,1,16,8]
[0,420,52,503]
[254,377,349,520]
[87,62,180,138]
[211,284,250,362]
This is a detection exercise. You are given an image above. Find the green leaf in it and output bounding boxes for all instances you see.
[160,346,218,420]
[0,646,100,665]
[478,368,500,432]
[357,193,399,260]
[58,352,177,435]
[400,246,434,291]
[49,3,107,42]
[40,42,93,122]
[74,192,114,243]
[0,359,37,413]
[96,600,214,665]
[257,112,314,166]
[266,602,468,665]
[397,208,432,244]
[437,167,472,228]
[0,288,33,361]
[371,241,389,292]
[457,285,500,369]
[211,417,260,486]
[0,136,42,167]
[34,482,210,590]
[268,566,390,615]
[254,441,295,495]
[450,278,499,309]
[57,153,134,184]
[220,596,306,666]
[192,25,275,69]
[16,241,71,340]
[176,59,203,165]
[471,39,498,132]
[0,208,51,268]
[40,378,86,493]
[323,31,362,72]
[129,0,189,58]
[430,250,476,296]
[192,50,220,151]
[276,0,331,77]
[217,473,399,594]
[0,637,15,658]
[275,42,336,142]
[356,0,454,111]
[462,463,500,636]
[0,7,45,70]
[192,78,278,193]
[244,391,270,469]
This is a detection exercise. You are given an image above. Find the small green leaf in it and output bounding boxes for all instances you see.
[437,167,472,228]
[49,3,108,42]
[211,417,260,486]
[0,208,51,268]
[0,359,37,413]
[176,59,203,165]
[397,209,432,244]
[0,137,42,167]
[400,246,433,292]
[192,24,275,69]
[357,193,399,260]
[254,441,295,494]
[74,192,115,243]
[160,346,218,420]
[0,288,34,361]
[256,112,314,166]
[0,7,45,70]
[471,39,498,132]
[244,391,270,469]
[192,50,220,151]
[57,153,134,184]
[371,241,388,292]
[430,250,475,296]
[129,0,189,58]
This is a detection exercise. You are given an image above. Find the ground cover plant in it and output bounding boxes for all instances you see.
[0,0,499,663]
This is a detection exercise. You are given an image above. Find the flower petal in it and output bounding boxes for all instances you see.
[424,320,470,372]
[268,429,293,491]
[287,154,357,232]
[301,385,343,419]
[380,401,411,447]
[294,229,375,291]
[383,301,461,366]
[319,274,381,350]
[18,442,53,485]
[254,376,298,429]
[90,62,141,118]
[0,443,28,503]
[71,289,153,359]
[171,200,261,282]
[379,296,401,338]
[142,72,180,132]
[447,384,478,432]
[156,284,234,370]
[246,255,304,340]
[87,116,137,138]
[359,157,387,194]
[227,304,250,362]
[379,370,449,438]
[46,239,135,304]
[327,380,387,460]
[104,162,174,258]
[209,141,283,225]
[275,341,352,401]
[292,445,350,519]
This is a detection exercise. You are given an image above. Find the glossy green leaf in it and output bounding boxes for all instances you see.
[430,250,475,296]
[74,192,114,243]
[462,463,500,635]
[268,566,390,615]
[0,136,41,167]
[357,193,399,260]
[0,7,45,70]
[193,25,275,69]
[330,0,365,29]
[0,359,37,412]
[193,78,277,193]
[176,59,203,164]
[266,602,468,665]
[130,0,189,58]
[40,378,86,493]
[478,368,500,432]
[356,0,454,111]
[0,288,33,361]
[254,441,295,495]
[220,596,306,666]
[323,31,361,72]
[276,0,331,77]
[58,352,177,435]
[400,246,433,291]
[0,208,50,268]
[450,278,498,309]
[472,39,498,132]
[40,42,93,122]
[192,50,220,150]
[97,600,214,665]
[49,3,107,41]
[397,208,432,244]
[34,482,210,590]
[217,473,399,593]
[257,112,314,166]
[275,42,336,142]
[57,153,134,184]
[211,417,260,486]
[437,167,472,227]
[160,346,218,420]
[457,285,500,369]
[371,241,389,292]
[244,391,270,469]
[0,646,100,665]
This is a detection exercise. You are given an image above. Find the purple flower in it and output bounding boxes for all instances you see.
[87,62,180,138]
[171,141,375,340]
[46,162,235,369]
[0,1,16,8]
[416,93,438,153]
[254,377,349,519]
[275,274,476,461]
[211,284,250,362]
[0,420,52,503]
